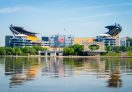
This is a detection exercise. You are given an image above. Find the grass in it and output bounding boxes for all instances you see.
[103,52,121,56]
[103,52,132,57]
[128,52,132,56]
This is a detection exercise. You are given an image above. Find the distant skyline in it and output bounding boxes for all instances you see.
[0,0,132,46]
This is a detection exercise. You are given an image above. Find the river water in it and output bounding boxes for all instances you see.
[0,57,132,92]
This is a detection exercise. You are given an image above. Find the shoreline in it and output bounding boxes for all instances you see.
[1,55,132,58]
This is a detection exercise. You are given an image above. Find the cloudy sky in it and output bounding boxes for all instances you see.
[0,0,132,46]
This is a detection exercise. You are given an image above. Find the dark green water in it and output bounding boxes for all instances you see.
[0,57,132,92]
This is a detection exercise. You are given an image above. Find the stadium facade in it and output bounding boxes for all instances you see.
[96,23,122,46]
[5,25,74,48]
[5,25,41,47]
[74,38,94,45]
[5,23,122,48]
[42,35,74,47]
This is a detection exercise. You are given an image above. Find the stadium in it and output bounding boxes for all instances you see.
[5,25,41,47]
[96,23,122,46]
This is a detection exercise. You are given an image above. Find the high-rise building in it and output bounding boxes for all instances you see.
[120,37,127,46]
[120,37,132,46]
[41,36,50,46]
[5,35,13,47]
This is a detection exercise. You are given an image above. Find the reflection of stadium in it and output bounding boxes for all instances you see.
[4,57,132,88]
[4,57,42,87]
[5,25,41,47]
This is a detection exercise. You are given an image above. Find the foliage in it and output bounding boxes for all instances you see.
[128,52,132,56]
[104,52,121,56]
[13,47,22,55]
[104,46,132,56]
[33,46,47,54]
[88,44,100,51]
[105,46,112,53]
[63,44,84,56]
[119,46,127,52]
[63,47,74,55]
[0,46,47,56]
[71,44,84,55]
[0,47,6,55]
[5,47,14,55]
[23,46,31,54]
[105,46,132,53]
[112,46,120,53]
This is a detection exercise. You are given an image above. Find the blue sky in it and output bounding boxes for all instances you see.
[0,0,132,46]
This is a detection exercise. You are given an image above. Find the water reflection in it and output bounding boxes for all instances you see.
[105,58,132,88]
[2,57,132,88]
[5,57,42,88]
[42,57,65,78]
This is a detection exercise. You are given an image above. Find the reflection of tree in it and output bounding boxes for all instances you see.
[64,58,104,76]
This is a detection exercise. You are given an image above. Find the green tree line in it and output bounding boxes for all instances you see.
[63,44,132,56]
[105,46,132,53]
[63,44,84,56]
[0,46,47,55]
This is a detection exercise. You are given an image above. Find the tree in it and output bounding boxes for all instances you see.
[22,46,31,55]
[15,48,22,55]
[33,46,47,54]
[120,46,127,52]
[63,47,74,55]
[0,47,6,55]
[112,46,120,53]
[5,47,14,55]
[72,44,84,55]
[29,47,36,55]
[88,44,100,51]
[105,46,112,53]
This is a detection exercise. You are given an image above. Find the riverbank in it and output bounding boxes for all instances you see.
[1,55,132,58]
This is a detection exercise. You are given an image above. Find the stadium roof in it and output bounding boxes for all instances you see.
[98,33,110,37]
[10,24,38,36]
[105,23,122,36]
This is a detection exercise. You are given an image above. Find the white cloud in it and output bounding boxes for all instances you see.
[0,6,40,13]
[68,11,132,20]
[0,7,21,13]
[70,2,132,11]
